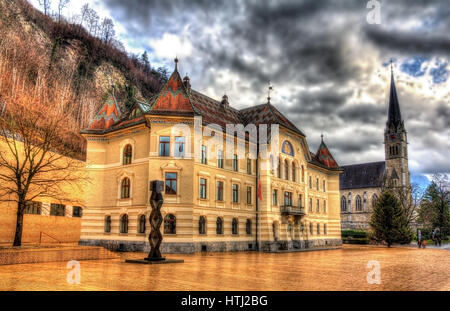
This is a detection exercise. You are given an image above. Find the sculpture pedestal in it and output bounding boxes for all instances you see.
[125,258,184,265]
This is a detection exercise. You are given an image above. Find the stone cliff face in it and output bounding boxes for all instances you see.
[0,0,162,135]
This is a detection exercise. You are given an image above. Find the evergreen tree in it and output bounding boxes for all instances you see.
[369,191,412,247]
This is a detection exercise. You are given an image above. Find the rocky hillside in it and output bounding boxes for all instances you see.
[0,0,164,151]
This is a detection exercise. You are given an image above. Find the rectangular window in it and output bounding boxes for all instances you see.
[200,178,207,199]
[25,201,42,215]
[316,199,320,212]
[216,181,224,201]
[50,204,65,217]
[233,154,238,172]
[323,200,327,213]
[201,145,207,164]
[309,176,312,189]
[284,192,292,206]
[323,180,326,192]
[247,158,252,175]
[165,172,177,195]
[174,136,185,158]
[316,178,319,191]
[232,184,239,203]
[159,136,170,156]
[272,189,278,206]
[217,150,224,168]
[247,186,252,204]
[298,194,303,208]
[309,198,313,212]
[72,206,83,218]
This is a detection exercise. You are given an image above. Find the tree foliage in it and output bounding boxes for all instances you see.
[369,191,412,247]
[418,174,450,236]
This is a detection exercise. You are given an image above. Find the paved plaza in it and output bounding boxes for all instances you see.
[0,245,449,291]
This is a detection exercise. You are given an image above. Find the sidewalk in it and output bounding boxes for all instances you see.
[404,242,450,250]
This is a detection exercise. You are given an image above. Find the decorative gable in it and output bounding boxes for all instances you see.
[150,64,194,113]
[89,93,122,130]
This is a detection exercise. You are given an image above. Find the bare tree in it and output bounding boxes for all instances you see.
[0,68,85,247]
[381,175,424,227]
[80,3,90,27]
[100,18,115,44]
[57,0,70,21]
[38,0,52,16]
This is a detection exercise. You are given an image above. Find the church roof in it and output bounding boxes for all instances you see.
[387,70,403,128]
[339,161,386,190]
[315,138,339,169]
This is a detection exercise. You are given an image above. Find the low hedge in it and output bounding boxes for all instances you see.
[342,237,370,245]
[341,230,368,239]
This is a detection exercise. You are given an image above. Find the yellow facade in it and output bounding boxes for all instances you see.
[80,116,342,253]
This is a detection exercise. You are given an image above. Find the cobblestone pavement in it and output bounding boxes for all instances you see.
[0,245,449,291]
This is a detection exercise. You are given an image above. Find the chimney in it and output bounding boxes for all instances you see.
[221,94,229,108]
[183,74,191,94]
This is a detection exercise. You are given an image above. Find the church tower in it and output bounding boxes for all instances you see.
[384,68,410,188]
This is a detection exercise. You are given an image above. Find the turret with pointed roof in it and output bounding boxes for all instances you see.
[384,67,410,188]
[387,69,404,129]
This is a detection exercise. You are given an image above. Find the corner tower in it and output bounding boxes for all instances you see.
[384,68,410,188]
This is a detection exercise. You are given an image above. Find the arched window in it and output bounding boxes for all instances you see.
[232,218,239,235]
[341,196,347,212]
[123,144,132,165]
[277,158,281,178]
[246,219,252,235]
[164,214,176,234]
[104,216,111,233]
[356,195,362,211]
[120,214,128,233]
[372,194,379,208]
[199,216,206,235]
[216,217,223,235]
[301,165,305,182]
[138,215,146,234]
[292,162,296,182]
[284,160,289,180]
[121,177,131,199]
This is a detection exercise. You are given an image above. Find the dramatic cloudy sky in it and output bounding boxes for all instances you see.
[31,0,449,186]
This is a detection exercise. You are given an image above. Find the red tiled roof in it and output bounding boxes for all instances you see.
[150,70,195,114]
[88,93,121,130]
[315,140,339,169]
[240,103,304,136]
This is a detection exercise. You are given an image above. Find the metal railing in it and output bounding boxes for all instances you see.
[39,231,61,244]
[280,205,306,216]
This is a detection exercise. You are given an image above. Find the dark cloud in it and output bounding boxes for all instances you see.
[99,0,449,175]
[364,27,450,55]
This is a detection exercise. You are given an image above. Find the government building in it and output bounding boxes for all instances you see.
[79,59,343,253]
[339,69,410,230]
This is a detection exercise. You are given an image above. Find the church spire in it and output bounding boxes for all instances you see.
[387,66,402,129]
